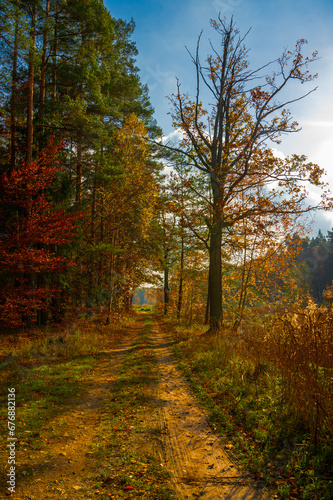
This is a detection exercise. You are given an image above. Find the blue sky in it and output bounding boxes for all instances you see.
[105,0,333,233]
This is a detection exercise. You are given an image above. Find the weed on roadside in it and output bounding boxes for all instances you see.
[168,322,333,500]
[0,319,115,492]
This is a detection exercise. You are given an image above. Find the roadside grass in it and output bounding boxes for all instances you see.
[0,317,115,462]
[132,305,155,313]
[90,318,174,499]
[167,320,333,500]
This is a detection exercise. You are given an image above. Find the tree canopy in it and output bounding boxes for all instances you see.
[0,7,332,329]
[0,0,162,327]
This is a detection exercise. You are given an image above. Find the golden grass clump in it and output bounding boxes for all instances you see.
[239,295,333,445]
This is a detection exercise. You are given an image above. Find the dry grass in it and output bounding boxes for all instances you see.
[239,296,333,446]
[169,301,333,499]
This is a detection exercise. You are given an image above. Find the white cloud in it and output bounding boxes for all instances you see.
[271,148,286,160]
[162,129,184,143]
[302,121,333,128]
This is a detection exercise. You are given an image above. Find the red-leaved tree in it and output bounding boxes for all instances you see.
[0,141,80,327]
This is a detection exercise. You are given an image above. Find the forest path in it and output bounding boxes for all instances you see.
[8,314,271,499]
[153,318,271,499]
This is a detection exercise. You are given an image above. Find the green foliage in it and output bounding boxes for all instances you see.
[296,229,333,302]
[0,0,163,324]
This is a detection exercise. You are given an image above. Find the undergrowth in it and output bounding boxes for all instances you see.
[0,317,114,463]
[168,304,333,500]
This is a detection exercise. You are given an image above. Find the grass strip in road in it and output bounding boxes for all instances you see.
[90,318,175,499]
[0,314,174,498]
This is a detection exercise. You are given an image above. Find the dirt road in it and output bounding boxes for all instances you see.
[7,315,271,499]
[9,324,140,500]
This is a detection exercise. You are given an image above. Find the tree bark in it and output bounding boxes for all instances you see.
[204,280,210,324]
[89,150,101,296]
[208,202,223,332]
[176,232,184,320]
[164,266,169,315]
[26,5,37,164]
[76,130,82,202]
[10,11,19,170]
[39,0,50,138]
[52,0,58,102]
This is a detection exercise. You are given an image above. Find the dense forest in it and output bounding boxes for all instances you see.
[0,0,164,327]
[0,2,332,329]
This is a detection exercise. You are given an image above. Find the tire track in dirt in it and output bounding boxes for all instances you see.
[153,320,272,500]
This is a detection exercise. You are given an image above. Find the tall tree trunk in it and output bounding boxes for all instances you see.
[107,261,114,319]
[39,0,50,138]
[233,230,256,331]
[164,266,169,315]
[208,203,223,332]
[106,230,117,323]
[98,192,106,289]
[24,4,37,325]
[177,233,184,320]
[89,155,100,297]
[204,282,210,325]
[52,0,58,102]
[91,160,98,242]
[10,11,19,170]
[26,5,37,164]
[76,130,82,202]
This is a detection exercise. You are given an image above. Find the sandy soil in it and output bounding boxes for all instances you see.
[153,320,271,499]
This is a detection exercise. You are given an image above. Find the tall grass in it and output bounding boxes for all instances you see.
[241,297,333,446]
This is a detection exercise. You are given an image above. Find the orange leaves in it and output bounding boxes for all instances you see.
[162,17,328,327]
[109,114,159,241]
[250,87,270,105]
[86,113,160,302]
[113,113,149,164]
